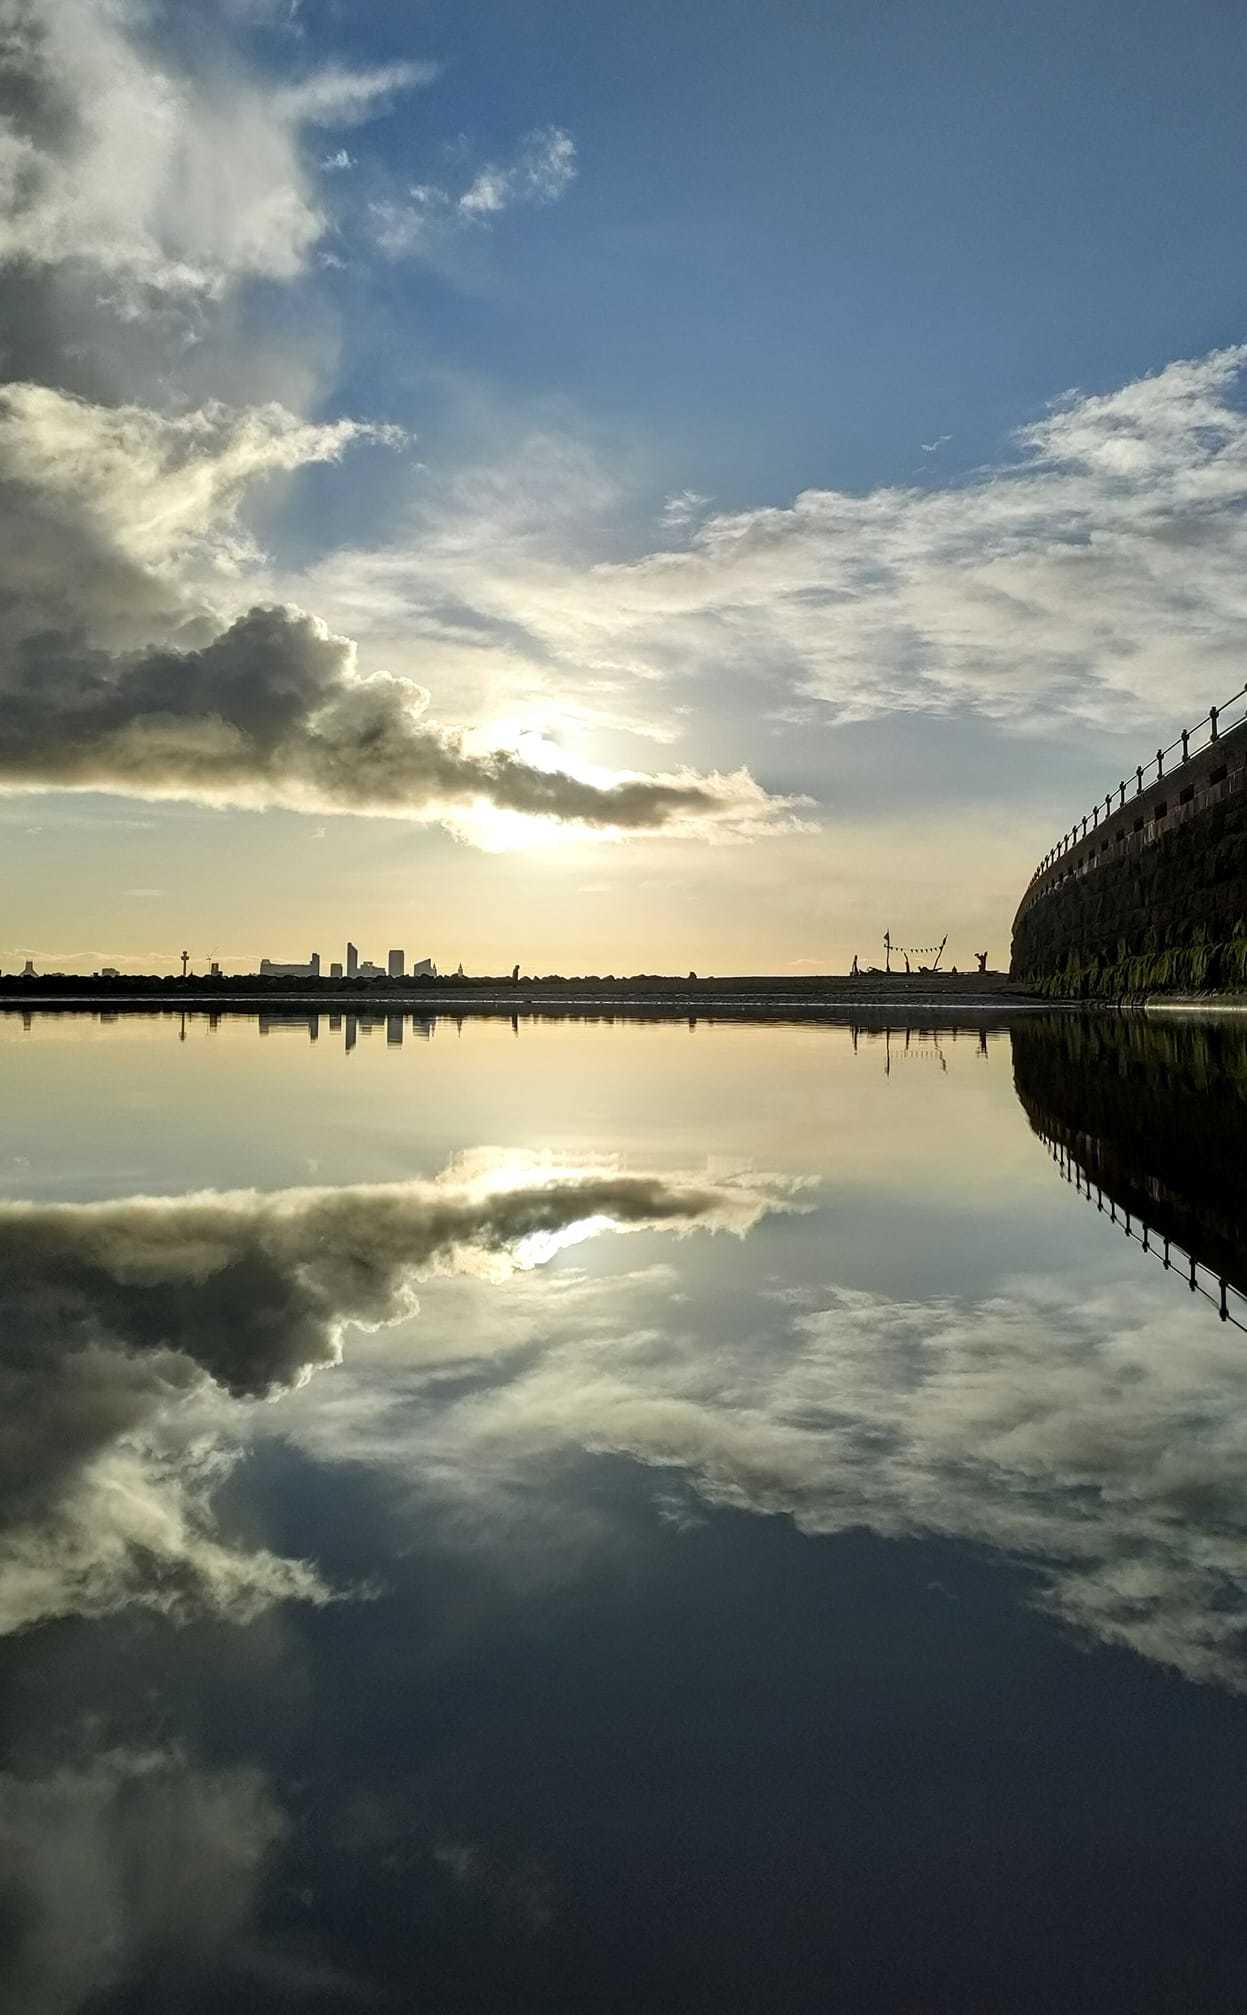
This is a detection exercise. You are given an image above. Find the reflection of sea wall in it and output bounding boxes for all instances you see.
[1012,1015,1247,1307]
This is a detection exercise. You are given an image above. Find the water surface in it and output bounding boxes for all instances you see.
[2,1008,1246,2013]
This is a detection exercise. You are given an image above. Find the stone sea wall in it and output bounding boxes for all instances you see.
[1010,717,1247,995]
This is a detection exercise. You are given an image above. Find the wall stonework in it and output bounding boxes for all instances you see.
[1011,718,1247,990]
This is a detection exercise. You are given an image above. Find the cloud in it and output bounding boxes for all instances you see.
[0,1157,789,1632]
[306,1250,1247,1693]
[273,60,435,128]
[0,381,383,642]
[661,489,711,531]
[0,382,794,835]
[588,346,1247,729]
[292,348,1247,742]
[0,0,428,299]
[0,1746,284,2015]
[369,126,577,257]
[459,126,577,215]
[0,601,792,832]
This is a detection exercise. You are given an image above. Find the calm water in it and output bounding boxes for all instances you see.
[2,1007,1246,2013]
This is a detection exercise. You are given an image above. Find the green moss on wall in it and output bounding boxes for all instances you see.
[1012,785,1247,994]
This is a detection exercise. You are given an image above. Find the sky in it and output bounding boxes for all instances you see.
[4,0,1247,973]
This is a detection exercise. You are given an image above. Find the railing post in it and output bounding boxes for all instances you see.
[1119,781,1126,809]
[1182,728,1189,762]
[1210,705,1219,742]
[1156,746,1164,777]
[1136,765,1144,795]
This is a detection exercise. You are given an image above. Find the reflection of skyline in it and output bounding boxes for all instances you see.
[258,1011,437,1047]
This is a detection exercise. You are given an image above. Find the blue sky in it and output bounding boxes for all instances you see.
[300,0,1247,504]
[3,0,1247,971]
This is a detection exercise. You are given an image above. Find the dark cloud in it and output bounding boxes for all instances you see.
[0,604,761,827]
[0,373,787,834]
[0,1163,783,1631]
[0,1163,777,1409]
[0,5,789,838]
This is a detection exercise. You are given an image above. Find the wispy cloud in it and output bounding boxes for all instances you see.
[369,126,577,258]
[285,347,1247,743]
[660,490,711,531]
[311,1262,1247,1693]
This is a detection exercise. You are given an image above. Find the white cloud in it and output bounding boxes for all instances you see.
[284,347,1247,743]
[0,381,389,643]
[295,1261,1247,1693]
[273,59,435,128]
[0,1747,285,2015]
[661,489,711,530]
[370,125,577,257]
[0,1432,332,1636]
[0,2,430,297]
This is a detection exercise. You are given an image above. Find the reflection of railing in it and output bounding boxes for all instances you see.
[849,1023,992,1071]
[1022,682,1247,901]
[1039,1128,1247,1333]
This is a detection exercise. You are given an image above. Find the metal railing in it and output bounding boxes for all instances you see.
[1024,682,1247,898]
[1039,1128,1247,1335]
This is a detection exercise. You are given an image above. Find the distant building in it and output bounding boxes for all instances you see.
[97,966,120,979]
[388,948,405,979]
[259,952,321,979]
[329,961,343,980]
[209,961,221,977]
[346,941,359,979]
[21,959,36,978]
[412,957,437,978]
[357,960,385,980]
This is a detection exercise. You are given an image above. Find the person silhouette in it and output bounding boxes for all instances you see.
[975,951,988,973]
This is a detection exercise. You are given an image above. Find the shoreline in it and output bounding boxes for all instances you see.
[2,990,1058,1023]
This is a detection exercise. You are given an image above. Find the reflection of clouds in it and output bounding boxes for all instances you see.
[323,1267,1247,1690]
[0,1157,787,1633]
[0,1747,284,2015]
